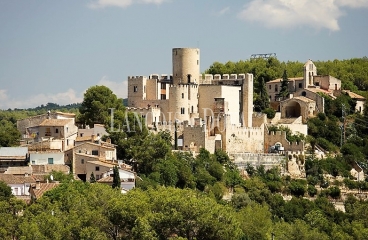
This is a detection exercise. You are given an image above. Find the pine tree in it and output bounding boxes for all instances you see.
[89,172,96,183]
[278,69,290,100]
[112,166,121,189]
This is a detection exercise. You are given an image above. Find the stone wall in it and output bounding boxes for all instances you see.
[264,131,304,153]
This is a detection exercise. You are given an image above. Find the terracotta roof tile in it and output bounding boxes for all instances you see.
[39,119,73,127]
[31,182,60,199]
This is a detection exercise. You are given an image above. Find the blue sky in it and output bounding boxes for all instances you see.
[1,0,368,109]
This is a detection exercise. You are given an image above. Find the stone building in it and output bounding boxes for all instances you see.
[126,48,305,155]
[264,59,364,123]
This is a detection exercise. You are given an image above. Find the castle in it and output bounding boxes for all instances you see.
[126,48,305,159]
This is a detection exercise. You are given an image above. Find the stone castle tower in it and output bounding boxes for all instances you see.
[169,48,200,122]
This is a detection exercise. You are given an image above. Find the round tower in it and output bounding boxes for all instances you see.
[172,48,200,85]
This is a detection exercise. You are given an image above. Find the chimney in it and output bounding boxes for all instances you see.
[106,137,111,144]
[91,134,95,143]
[36,180,40,190]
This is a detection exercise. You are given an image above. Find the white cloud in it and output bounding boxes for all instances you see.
[88,0,168,9]
[336,0,368,8]
[217,6,230,16]
[237,0,368,31]
[0,88,83,110]
[97,76,128,99]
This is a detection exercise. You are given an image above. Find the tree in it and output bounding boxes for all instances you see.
[0,181,12,201]
[90,172,96,183]
[0,119,21,147]
[254,77,270,112]
[277,69,290,100]
[79,85,125,127]
[112,166,121,189]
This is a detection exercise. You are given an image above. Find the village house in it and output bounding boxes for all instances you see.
[0,173,35,198]
[64,139,117,181]
[0,147,29,173]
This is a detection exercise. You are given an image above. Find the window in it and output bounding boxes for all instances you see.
[309,64,313,70]
[92,150,99,156]
[299,83,303,88]
[144,86,146,93]
[32,160,35,165]
[81,159,84,164]
[95,166,100,171]
[182,93,184,99]
[160,94,166,100]
[181,108,185,114]
[55,128,59,133]
[191,106,194,113]
[133,86,138,92]
[45,128,51,136]
[269,85,271,89]
[48,158,54,164]
[66,127,68,133]
[275,85,278,92]
[197,60,199,65]
[67,139,69,146]
[161,83,166,89]
[80,133,84,137]
[302,91,307,96]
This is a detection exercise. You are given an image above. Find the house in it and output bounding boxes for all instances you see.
[17,111,76,144]
[37,118,78,151]
[96,167,136,193]
[29,151,65,165]
[77,123,108,140]
[343,90,366,113]
[29,180,60,201]
[0,147,29,172]
[65,141,117,181]
[0,173,35,198]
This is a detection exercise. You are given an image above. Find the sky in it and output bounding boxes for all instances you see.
[1,0,368,110]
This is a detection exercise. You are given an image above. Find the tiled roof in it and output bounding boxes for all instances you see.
[76,136,94,142]
[305,87,330,94]
[31,164,70,174]
[88,161,115,168]
[75,153,101,159]
[0,173,36,184]
[0,147,28,156]
[31,182,60,199]
[291,96,316,103]
[39,119,73,127]
[267,77,303,83]
[343,90,366,100]
[97,176,113,183]
[4,166,32,175]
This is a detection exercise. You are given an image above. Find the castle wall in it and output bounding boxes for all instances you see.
[231,153,285,171]
[172,48,200,85]
[127,76,147,107]
[183,124,207,153]
[198,85,241,125]
[242,73,253,127]
[146,78,158,100]
[264,131,304,153]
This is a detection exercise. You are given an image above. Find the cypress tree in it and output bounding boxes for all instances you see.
[112,166,121,189]
[278,69,290,100]
[90,172,96,183]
